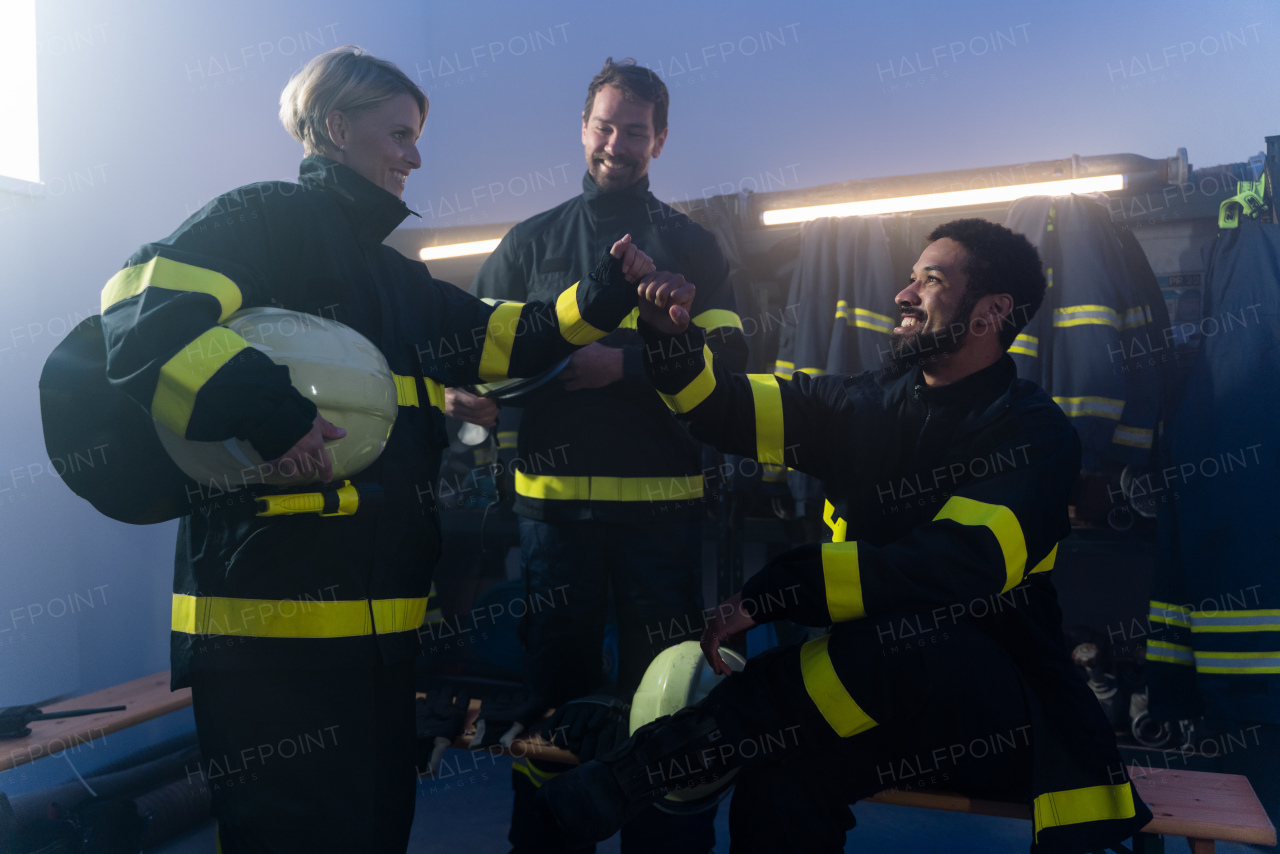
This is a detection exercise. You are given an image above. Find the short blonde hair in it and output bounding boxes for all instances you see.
[279,46,428,155]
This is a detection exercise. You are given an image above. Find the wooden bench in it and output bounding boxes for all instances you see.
[1,672,191,773]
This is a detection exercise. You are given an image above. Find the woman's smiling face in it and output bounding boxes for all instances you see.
[327,92,423,199]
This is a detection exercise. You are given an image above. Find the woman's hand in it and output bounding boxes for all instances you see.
[445,388,499,427]
[609,234,656,283]
[636,271,696,334]
[271,413,346,483]
[701,593,757,676]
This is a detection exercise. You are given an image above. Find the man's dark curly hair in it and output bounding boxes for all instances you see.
[584,57,669,134]
[926,219,1046,349]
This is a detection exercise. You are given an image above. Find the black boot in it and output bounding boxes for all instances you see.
[535,703,739,843]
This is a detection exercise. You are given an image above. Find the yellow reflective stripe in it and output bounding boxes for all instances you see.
[152,326,252,436]
[393,374,418,407]
[1194,650,1280,673]
[1120,306,1148,329]
[933,496,1027,592]
[657,346,716,412]
[823,500,848,543]
[1053,396,1125,420]
[101,255,244,320]
[821,542,865,622]
[773,360,794,379]
[497,431,517,449]
[1033,784,1136,840]
[514,471,704,502]
[479,302,524,381]
[1030,543,1058,574]
[1053,305,1120,329]
[1146,639,1195,665]
[616,307,640,330]
[748,374,785,467]
[555,281,607,345]
[171,593,428,638]
[1009,333,1039,358]
[392,374,446,413]
[762,464,787,483]
[1190,609,1280,633]
[512,755,561,788]
[799,634,877,737]
[835,301,896,334]
[1150,600,1192,618]
[1113,424,1153,448]
[692,309,743,331]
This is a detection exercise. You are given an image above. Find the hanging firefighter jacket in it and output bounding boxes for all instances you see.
[1148,217,1280,726]
[471,172,747,522]
[772,215,912,381]
[95,156,638,687]
[641,321,1152,853]
[1004,196,1167,469]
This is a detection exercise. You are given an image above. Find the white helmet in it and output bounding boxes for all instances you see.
[156,308,397,488]
[629,641,747,813]
[40,308,397,524]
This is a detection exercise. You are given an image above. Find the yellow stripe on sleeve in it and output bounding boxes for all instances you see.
[102,255,243,321]
[747,374,785,467]
[933,496,1027,592]
[478,302,525,382]
[152,326,253,436]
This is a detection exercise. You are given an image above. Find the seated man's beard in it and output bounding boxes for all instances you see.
[889,295,980,367]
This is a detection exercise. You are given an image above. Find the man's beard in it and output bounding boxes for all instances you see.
[588,154,639,190]
[889,293,980,367]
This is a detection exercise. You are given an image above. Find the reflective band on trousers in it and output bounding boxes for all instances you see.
[1033,783,1136,840]
[171,593,429,638]
[514,471,704,502]
[799,634,877,738]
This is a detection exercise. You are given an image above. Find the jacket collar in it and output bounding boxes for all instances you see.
[846,354,1019,432]
[580,170,653,219]
[299,155,418,246]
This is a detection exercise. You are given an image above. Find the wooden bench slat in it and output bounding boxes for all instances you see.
[1,672,192,773]
[1135,768,1276,846]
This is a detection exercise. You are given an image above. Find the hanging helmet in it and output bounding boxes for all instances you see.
[628,641,747,814]
[39,308,397,524]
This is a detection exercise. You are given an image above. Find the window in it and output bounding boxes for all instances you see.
[0,0,39,192]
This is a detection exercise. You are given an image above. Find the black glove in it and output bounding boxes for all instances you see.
[415,688,470,776]
[471,692,550,750]
[543,694,630,762]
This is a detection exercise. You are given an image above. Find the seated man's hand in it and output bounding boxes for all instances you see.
[636,271,696,335]
[270,413,345,483]
[558,342,623,391]
[701,592,757,676]
[444,387,499,427]
[609,233,656,283]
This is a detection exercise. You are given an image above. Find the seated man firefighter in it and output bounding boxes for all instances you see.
[537,219,1153,854]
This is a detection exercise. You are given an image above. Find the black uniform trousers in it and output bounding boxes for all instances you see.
[511,517,716,854]
[706,615,1037,854]
[190,663,417,854]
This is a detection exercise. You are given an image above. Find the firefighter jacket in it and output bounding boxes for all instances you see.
[472,172,747,523]
[772,215,912,381]
[1148,217,1280,726]
[99,156,639,687]
[1005,196,1168,470]
[641,322,1153,853]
